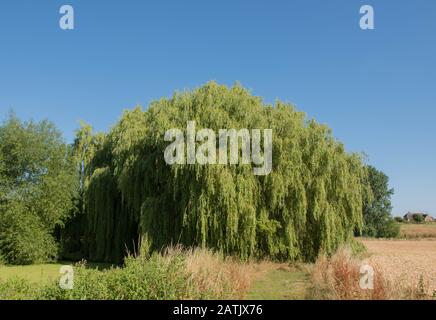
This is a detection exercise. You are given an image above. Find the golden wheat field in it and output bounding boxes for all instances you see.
[400,223,436,238]
[361,239,436,295]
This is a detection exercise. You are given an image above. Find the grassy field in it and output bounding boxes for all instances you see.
[2,229,436,300]
[2,239,435,300]
[0,261,113,284]
[0,261,312,300]
[0,263,63,284]
[399,222,436,239]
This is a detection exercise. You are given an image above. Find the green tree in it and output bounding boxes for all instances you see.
[68,82,369,263]
[60,122,105,261]
[0,113,77,264]
[360,165,399,238]
[413,214,424,224]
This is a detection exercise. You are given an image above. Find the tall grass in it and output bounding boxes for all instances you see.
[184,248,254,299]
[311,246,434,300]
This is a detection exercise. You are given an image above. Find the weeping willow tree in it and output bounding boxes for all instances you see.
[68,82,370,263]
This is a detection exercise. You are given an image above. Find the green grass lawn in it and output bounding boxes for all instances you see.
[0,263,64,284]
[246,265,311,300]
[0,261,113,284]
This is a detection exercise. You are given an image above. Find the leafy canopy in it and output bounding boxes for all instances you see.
[360,165,399,238]
[74,82,370,262]
[0,113,77,264]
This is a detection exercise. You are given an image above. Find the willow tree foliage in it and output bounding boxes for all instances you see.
[72,82,369,262]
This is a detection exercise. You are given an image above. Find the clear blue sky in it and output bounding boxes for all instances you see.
[1,0,435,215]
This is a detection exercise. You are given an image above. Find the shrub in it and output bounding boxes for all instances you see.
[38,254,193,300]
[413,214,425,224]
[0,201,58,265]
[394,217,403,223]
[377,219,400,238]
[0,278,37,300]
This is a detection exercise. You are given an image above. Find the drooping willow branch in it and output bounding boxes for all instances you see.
[74,82,369,262]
